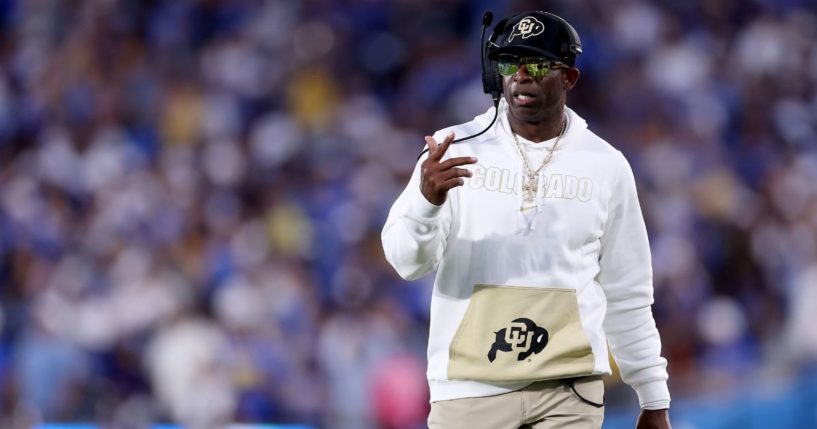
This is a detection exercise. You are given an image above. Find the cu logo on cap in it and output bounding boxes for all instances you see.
[508,17,545,43]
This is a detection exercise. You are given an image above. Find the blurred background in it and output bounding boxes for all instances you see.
[1,0,816,428]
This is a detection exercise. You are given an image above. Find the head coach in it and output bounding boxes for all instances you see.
[382,10,672,429]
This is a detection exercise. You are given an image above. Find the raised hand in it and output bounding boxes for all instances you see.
[420,132,478,206]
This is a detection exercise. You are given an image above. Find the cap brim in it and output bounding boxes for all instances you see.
[488,46,562,62]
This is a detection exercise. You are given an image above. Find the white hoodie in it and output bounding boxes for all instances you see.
[382,101,670,409]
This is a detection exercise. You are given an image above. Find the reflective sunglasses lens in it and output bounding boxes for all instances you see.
[497,62,519,76]
[525,62,550,78]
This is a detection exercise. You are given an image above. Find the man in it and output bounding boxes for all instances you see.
[382,10,671,429]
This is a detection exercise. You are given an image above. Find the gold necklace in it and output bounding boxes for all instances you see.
[512,115,568,206]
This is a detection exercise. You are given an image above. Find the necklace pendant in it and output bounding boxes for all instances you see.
[522,173,538,203]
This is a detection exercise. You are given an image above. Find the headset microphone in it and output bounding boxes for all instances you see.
[482,10,493,26]
[418,10,501,159]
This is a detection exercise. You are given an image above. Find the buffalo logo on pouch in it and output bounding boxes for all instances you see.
[487,317,549,362]
[508,17,545,43]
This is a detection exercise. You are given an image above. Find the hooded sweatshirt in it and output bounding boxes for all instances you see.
[381,100,670,410]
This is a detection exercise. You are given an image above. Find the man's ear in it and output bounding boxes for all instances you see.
[564,67,580,91]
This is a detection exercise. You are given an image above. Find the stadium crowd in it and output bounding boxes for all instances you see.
[0,0,816,428]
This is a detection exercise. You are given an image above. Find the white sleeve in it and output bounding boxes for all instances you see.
[598,154,670,410]
[381,155,452,280]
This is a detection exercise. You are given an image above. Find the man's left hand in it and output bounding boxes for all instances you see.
[635,409,671,429]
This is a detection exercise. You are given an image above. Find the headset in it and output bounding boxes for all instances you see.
[482,12,508,103]
[418,11,582,159]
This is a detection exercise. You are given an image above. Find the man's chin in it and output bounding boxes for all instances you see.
[509,105,544,122]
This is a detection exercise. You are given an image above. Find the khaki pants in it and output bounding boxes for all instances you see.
[428,376,605,429]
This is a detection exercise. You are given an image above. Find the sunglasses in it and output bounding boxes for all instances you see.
[497,56,569,79]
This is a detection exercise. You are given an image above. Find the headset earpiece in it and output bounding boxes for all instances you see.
[483,16,512,100]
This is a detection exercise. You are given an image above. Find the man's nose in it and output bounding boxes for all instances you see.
[513,64,534,82]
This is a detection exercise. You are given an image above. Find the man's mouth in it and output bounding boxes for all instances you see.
[513,91,537,105]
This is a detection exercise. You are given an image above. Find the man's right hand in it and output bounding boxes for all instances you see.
[421,132,478,206]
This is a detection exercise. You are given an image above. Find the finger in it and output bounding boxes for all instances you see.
[436,131,456,158]
[439,156,478,170]
[438,176,466,191]
[439,167,473,181]
[424,136,439,159]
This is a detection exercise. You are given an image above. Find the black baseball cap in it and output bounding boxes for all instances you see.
[488,11,582,66]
